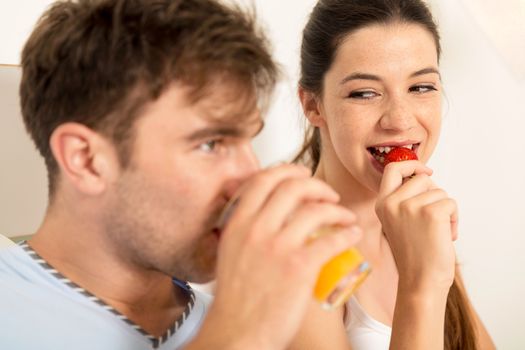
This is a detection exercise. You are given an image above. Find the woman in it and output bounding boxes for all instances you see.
[291,0,495,349]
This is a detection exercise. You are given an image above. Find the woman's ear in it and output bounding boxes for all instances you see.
[49,123,120,196]
[298,87,325,127]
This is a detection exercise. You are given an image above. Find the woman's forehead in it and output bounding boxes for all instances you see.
[335,23,438,66]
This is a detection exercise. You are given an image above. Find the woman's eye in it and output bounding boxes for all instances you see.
[348,90,378,99]
[410,85,438,93]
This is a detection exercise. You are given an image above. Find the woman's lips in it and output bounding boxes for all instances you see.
[367,143,420,172]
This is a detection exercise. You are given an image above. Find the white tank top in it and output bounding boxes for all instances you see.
[344,296,392,349]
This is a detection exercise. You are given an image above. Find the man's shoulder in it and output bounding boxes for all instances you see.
[0,261,149,349]
[0,243,55,288]
[0,243,30,278]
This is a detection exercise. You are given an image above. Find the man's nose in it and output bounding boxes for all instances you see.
[223,143,260,200]
[379,95,416,131]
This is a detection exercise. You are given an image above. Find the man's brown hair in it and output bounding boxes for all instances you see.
[20,0,277,197]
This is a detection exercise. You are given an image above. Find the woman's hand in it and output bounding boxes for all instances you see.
[375,160,457,293]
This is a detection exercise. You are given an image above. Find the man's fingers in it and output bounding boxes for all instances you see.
[300,227,363,273]
[275,203,358,248]
[224,164,313,229]
[254,178,341,235]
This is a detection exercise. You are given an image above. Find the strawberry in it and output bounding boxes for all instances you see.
[384,147,418,165]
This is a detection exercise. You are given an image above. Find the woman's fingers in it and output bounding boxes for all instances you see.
[379,161,433,199]
[423,198,459,242]
[387,174,437,203]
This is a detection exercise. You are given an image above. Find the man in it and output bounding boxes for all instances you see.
[0,0,360,349]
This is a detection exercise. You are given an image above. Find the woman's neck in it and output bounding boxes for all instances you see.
[314,157,387,261]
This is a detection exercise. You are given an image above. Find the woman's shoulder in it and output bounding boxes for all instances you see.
[344,297,392,349]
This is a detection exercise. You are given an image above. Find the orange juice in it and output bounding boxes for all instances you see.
[310,228,371,310]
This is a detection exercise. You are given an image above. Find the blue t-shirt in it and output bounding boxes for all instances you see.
[0,242,212,350]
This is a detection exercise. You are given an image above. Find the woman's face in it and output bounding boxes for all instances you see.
[316,22,441,193]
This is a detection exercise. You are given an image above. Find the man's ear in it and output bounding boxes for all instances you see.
[49,123,120,195]
[298,87,325,128]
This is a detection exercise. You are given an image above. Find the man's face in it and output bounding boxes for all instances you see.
[103,82,262,283]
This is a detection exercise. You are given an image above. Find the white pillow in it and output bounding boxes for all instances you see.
[0,234,15,248]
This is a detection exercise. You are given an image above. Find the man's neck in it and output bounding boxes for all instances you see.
[28,214,190,337]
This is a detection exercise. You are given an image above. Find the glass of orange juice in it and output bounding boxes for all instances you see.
[310,227,370,310]
[218,198,370,310]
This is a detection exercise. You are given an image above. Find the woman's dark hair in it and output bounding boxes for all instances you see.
[295,1,478,349]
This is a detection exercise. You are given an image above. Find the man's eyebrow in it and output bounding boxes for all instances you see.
[186,127,243,141]
[339,67,441,85]
[186,120,264,141]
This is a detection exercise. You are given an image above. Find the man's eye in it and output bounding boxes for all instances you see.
[410,85,438,93]
[348,90,378,99]
[199,140,221,153]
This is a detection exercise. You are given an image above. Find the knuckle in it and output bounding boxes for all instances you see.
[433,188,448,198]
[375,199,386,217]
[243,221,266,243]
[327,230,352,248]
[279,178,305,195]
[421,204,436,219]
[284,253,309,277]
[251,172,273,190]
[399,199,413,214]
[383,197,398,216]
[265,237,283,257]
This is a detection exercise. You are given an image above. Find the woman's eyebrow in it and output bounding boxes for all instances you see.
[339,72,381,85]
[339,67,440,85]
[410,67,440,78]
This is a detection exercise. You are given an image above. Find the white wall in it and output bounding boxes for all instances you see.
[1,0,524,347]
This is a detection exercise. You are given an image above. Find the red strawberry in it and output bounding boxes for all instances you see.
[384,147,418,165]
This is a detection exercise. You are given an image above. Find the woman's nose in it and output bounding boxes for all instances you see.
[379,97,416,132]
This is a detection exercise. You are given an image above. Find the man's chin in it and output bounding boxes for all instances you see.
[186,269,216,284]
[178,259,217,285]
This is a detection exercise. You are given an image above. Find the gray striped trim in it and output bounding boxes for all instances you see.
[19,241,196,349]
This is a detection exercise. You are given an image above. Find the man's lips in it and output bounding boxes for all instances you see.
[212,227,222,239]
[212,197,240,240]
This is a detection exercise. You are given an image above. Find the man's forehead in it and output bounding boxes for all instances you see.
[193,84,262,125]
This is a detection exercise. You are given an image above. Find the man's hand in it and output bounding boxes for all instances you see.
[186,164,362,350]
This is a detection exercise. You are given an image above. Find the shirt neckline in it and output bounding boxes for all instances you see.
[19,241,196,349]
[347,296,392,335]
